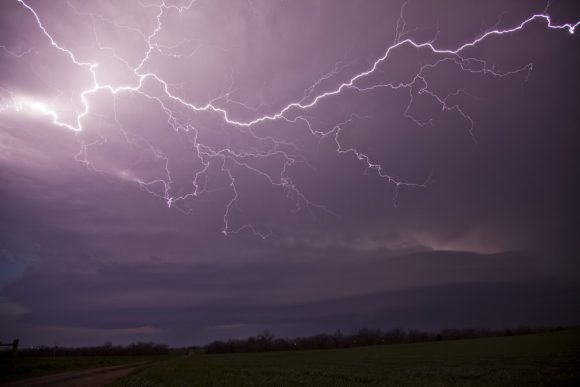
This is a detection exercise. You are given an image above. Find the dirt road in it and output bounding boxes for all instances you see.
[3,361,150,387]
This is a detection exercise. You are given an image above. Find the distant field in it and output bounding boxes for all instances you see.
[0,355,161,383]
[116,329,580,386]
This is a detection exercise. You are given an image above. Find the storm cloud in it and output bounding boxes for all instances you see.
[1,0,579,346]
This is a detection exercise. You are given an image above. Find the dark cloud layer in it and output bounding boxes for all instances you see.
[1,0,579,346]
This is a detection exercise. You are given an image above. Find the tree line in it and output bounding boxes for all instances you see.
[205,326,563,354]
[1,341,169,357]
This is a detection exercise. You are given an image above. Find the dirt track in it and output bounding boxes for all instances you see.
[3,361,150,387]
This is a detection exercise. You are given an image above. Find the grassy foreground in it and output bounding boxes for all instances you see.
[0,355,161,383]
[116,328,580,386]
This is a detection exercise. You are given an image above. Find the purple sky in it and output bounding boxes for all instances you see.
[1,0,579,347]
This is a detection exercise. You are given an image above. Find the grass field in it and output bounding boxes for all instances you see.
[115,328,580,386]
[0,355,160,383]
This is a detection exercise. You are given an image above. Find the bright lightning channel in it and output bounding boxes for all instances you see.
[2,0,579,237]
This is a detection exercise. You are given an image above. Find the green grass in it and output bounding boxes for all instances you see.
[116,329,580,386]
[0,355,163,383]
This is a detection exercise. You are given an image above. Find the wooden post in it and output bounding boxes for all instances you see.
[12,338,19,357]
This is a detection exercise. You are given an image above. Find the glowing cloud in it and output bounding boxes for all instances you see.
[1,0,578,237]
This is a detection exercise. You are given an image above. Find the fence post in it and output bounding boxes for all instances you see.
[12,338,19,357]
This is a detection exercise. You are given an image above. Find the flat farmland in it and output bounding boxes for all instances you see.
[115,328,580,386]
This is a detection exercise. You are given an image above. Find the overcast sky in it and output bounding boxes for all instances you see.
[1,0,579,347]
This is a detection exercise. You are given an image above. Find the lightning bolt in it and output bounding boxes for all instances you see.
[1,0,578,237]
